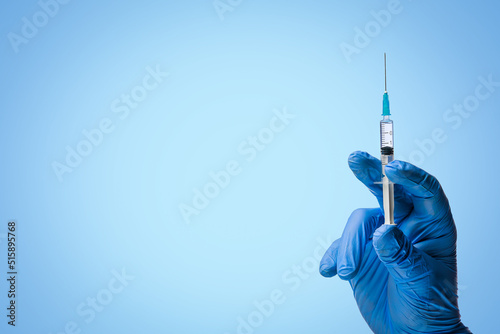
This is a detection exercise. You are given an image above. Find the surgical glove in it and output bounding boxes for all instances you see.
[319,151,471,334]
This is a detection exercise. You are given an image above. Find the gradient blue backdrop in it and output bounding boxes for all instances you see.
[1,1,498,333]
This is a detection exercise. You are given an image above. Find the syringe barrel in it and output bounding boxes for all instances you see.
[380,116,394,155]
[380,116,395,225]
[382,170,395,225]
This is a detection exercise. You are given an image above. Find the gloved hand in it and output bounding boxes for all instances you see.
[320,151,471,334]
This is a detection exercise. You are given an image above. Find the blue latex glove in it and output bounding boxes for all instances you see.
[320,151,471,334]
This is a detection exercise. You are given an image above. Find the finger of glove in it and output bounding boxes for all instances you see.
[385,160,449,220]
[373,224,431,294]
[348,151,384,199]
[319,238,341,278]
[348,151,413,220]
[337,208,383,280]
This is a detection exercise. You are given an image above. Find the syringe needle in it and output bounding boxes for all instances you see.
[384,53,387,92]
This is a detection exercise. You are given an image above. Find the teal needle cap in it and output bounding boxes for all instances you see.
[382,92,390,116]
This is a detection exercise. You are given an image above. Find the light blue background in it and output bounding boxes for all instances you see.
[1,0,498,333]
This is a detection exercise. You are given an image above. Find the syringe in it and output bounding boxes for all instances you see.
[381,53,395,225]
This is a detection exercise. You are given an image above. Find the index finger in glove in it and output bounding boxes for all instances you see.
[348,151,413,221]
[385,160,449,220]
